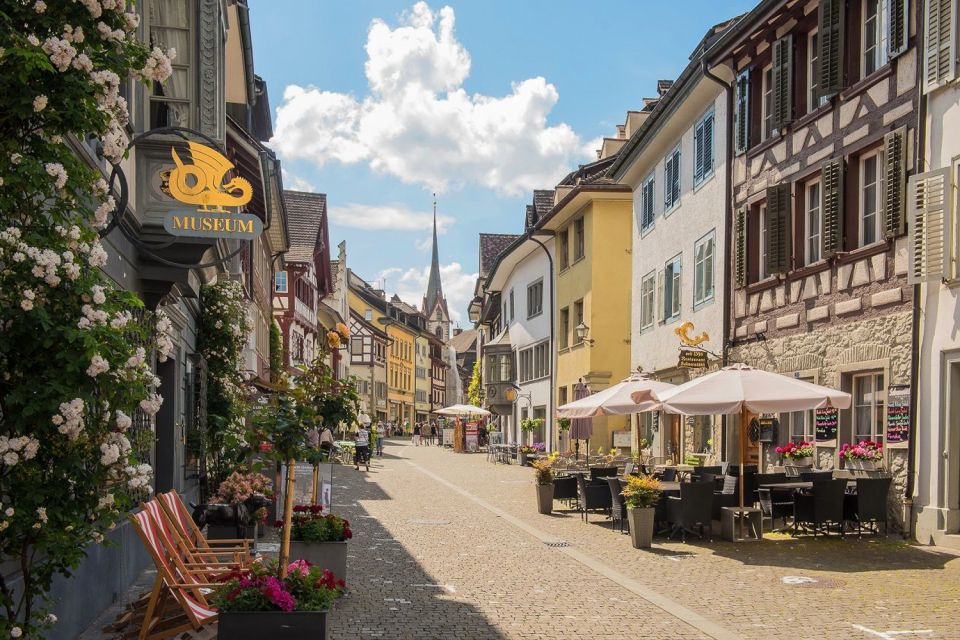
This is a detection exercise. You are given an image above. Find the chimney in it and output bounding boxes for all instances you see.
[657,79,674,96]
[453,328,462,336]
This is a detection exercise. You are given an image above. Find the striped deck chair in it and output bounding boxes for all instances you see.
[143,499,246,573]
[128,509,220,640]
[158,491,252,560]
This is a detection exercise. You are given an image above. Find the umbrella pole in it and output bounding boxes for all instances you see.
[738,407,747,541]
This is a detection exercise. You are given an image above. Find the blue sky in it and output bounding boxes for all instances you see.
[249,1,755,323]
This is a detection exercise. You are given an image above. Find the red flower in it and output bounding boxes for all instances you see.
[273,520,284,528]
[309,505,322,514]
[343,527,353,540]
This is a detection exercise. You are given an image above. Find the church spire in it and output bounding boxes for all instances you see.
[424,193,446,317]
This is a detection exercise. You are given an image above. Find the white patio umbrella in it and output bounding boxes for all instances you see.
[648,363,852,534]
[433,404,492,416]
[556,373,674,418]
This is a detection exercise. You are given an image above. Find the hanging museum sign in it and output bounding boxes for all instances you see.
[162,141,262,240]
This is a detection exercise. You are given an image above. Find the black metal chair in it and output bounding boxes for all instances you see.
[800,470,834,482]
[658,467,678,482]
[553,475,578,508]
[757,488,794,530]
[692,465,722,482]
[590,466,618,481]
[849,477,892,536]
[576,474,611,523]
[666,481,714,542]
[793,479,847,537]
[606,477,628,533]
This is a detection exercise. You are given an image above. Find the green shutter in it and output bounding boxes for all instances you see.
[884,127,907,238]
[734,70,750,154]
[772,35,794,129]
[821,159,844,257]
[888,0,908,58]
[765,184,792,275]
[735,207,748,287]
[818,0,845,98]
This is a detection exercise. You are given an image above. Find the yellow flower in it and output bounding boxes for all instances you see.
[326,331,341,349]
[336,322,350,338]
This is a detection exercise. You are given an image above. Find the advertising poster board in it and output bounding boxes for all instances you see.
[886,385,910,444]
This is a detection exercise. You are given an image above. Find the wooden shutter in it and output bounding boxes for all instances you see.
[908,168,954,283]
[734,70,750,155]
[734,207,748,287]
[818,0,845,98]
[821,159,845,257]
[765,184,793,274]
[694,121,705,184]
[702,113,714,177]
[772,35,794,129]
[884,127,908,237]
[924,0,958,93]
[888,0,909,58]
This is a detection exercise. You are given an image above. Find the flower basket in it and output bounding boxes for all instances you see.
[840,440,883,472]
[218,610,329,640]
[289,541,347,583]
[776,441,814,466]
[275,506,352,581]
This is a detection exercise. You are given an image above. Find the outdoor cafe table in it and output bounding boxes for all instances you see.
[654,464,696,480]
[759,480,857,491]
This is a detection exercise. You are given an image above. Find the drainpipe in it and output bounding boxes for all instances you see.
[905,0,927,539]
[530,231,556,453]
[702,56,734,463]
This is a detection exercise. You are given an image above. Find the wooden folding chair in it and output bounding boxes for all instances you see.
[126,509,220,640]
[158,491,252,559]
[143,499,247,573]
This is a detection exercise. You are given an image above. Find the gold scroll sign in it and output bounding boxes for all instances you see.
[674,322,709,347]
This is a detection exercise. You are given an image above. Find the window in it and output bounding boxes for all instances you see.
[558,386,568,407]
[639,173,656,233]
[534,342,549,379]
[663,255,681,322]
[148,0,192,128]
[559,229,569,270]
[762,65,775,140]
[759,204,770,280]
[860,151,885,246]
[559,307,569,349]
[527,279,543,318]
[499,354,512,382]
[364,308,373,321]
[274,271,287,293]
[694,231,715,307]
[573,299,584,343]
[664,146,681,210]
[573,217,585,261]
[806,180,822,264]
[853,372,886,445]
[640,271,656,331]
[807,31,831,112]
[509,288,515,322]
[862,0,889,78]
[782,409,814,443]
[693,111,715,186]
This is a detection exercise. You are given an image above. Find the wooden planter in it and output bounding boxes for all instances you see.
[535,484,554,515]
[627,507,655,549]
[288,540,348,583]
[218,610,328,639]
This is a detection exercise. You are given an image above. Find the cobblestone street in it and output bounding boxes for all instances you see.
[326,439,960,640]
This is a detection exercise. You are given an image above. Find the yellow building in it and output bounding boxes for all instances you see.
[414,334,431,423]
[536,160,633,454]
[386,319,415,430]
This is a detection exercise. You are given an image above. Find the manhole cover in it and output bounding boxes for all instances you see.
[781,575,845,588]
[544,540,571,548]
[408,518,450,525]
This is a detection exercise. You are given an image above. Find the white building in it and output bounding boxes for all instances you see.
[912,0,960,548]
[479,192,556,449]
[607,23,733,461]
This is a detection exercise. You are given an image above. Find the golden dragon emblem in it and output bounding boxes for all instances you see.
[167,142,252,213]
[675,321,709,346]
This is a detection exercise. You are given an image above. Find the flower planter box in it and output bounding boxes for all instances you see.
[207,523,256,541]
[535,484,554,515]
[847,459,881,471]
[627,507,655,549]
[519,453,529,466]
[289,540,348,582]
[218,610,328,640]
[787,456,813,467]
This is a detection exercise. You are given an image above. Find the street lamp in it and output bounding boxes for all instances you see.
[575,322,595,346]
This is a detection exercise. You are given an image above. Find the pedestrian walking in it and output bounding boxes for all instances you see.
[413,422,422,446]
[354,423,371,471]
[430,422,438,446]
[375,421,385,456]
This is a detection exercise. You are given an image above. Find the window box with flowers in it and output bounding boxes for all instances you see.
[518,442,545,466]
[840,440,884,471]
[775,441,815,468]
[275,505,353,583]
[212,559,345,640]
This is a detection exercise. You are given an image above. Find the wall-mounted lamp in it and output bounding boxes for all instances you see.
[575,322,595,346]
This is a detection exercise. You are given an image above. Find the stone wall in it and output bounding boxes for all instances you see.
[731,310,912,530]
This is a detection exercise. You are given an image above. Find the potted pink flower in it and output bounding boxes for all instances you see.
[840,440,883,471]
[775,441,814,467]
[209,469,274,539]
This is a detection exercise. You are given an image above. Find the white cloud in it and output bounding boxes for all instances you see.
[329,203,453,232]
[378,261,477,323]
[271,2,590,196]
[281,168,316,192]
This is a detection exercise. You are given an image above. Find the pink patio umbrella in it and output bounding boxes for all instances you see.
[647,363,852,536]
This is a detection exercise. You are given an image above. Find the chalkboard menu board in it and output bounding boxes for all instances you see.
[815,407,838,441]
[886,385,911,444]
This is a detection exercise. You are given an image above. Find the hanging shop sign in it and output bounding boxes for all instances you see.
[815,407,838,441]
[886,385,911,444]
[162,141,262,240]
[678,348,708,369]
